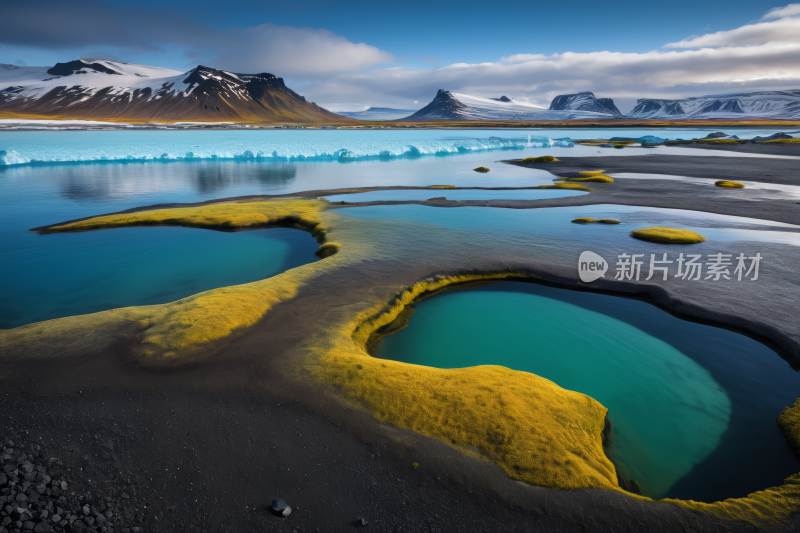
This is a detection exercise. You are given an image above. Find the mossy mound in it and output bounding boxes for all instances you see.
[759,138,800,143]
[578,170,606,175]
[319,273,620,493]
[715,180,745,188]
[558,174,614,183]
[429,185,458,189]
[571,218,597,224]
[315,242,341,258]
[597,219,621,224]
[521,155,559,163]
[473,166,490,173]
[630,227,706,244]
[778,399,800,459]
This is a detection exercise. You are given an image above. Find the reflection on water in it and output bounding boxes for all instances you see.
[377,281,800,501]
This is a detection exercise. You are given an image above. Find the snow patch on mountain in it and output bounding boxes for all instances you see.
[628,90,800,119]
[405,90,615,121]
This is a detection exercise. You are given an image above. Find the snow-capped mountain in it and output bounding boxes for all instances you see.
[627,91,800,120]
[0,59,350,123]
[549,91,622,117]
[336,107,419,121]
[404,90,619,121]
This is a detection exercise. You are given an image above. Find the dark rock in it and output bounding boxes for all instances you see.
[59,483,66,492]
[84,516,95,526]
[33,522,53,533]
[752,132,793,141]
[14,494,27,505]
[22,520,34,530]
[0,474,6,486]
[82,506,90,516]
[703,132,728,139]
[50,515,60,523]
[270,499,291,517]
[353,517,368,527]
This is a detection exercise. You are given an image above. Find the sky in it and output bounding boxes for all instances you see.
[2,0,799,112]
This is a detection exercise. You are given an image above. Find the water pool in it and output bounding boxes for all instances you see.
[375,281,800,501]
[338,204,800,247]
[0,226,319,329]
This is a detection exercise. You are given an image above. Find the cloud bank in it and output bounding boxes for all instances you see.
[2,1,799,112]
[303,5,800,112]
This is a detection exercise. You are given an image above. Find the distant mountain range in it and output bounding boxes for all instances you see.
[627,91,800,120]
[1,60,798,122]
[336,107,419,121]
[403,90,617,121]
[0,60,350,123]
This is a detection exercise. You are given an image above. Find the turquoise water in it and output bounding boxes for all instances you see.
[323,188,587,202]
[376,282,800,501]
[3,128,796,166]
[0,227,319,329]
[340,204,800,247]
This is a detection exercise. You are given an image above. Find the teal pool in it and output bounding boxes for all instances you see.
[323,188,587,202]
[0,226,319,329]
[375,281,800,502]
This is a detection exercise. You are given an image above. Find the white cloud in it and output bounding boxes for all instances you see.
[664,17,800,48]
[213,24,394,77]
[304,33,800,113]
[762,3,800,19]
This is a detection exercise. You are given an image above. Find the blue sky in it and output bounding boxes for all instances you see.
[2,1,799,111]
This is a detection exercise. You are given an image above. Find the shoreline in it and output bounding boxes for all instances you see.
[3,152,800,531]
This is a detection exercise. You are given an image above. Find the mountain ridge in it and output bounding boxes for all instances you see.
[0,60,352,123]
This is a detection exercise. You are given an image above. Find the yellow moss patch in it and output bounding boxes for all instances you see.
[49,198,328,240]
[534,183,593,192]
[473,167,490,173]
[578,170,607,176]
[0,271,302,358]
[778,399,800,458]
[521,155,560,163]
[572,218,598,224]
[597,219,621,224]
[4,198,334,358]
[557,174,614,183]
[315,242,341,258]
[631,227,706,244]
[428,185,458,189]
[317,273,620,492]
[758,138,800,143]
[715,181,745,188]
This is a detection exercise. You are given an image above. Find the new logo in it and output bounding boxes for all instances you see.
[578,251,608,282]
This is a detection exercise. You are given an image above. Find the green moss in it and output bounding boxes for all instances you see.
[473,166,490,173]
[429,185,458,189]
[317,272,621,494]
[597,219,621,224]
[630,227,706,244]
[715,180,745,188]
[778,399,800,459]
[557,174,614,183]
[572,218,598,224]
[315,242,341,258]
[521,155,559,163]
[758,138,800,143]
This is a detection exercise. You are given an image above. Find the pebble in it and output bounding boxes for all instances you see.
[270,498,292,517]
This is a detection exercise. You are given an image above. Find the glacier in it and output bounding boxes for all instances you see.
[0,131,573,167]
[628,91,800,120]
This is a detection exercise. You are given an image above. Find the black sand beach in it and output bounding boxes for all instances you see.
[3,145,800,532]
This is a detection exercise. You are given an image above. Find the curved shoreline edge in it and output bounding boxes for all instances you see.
[3,183,799,529]
[321,272,800,526]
